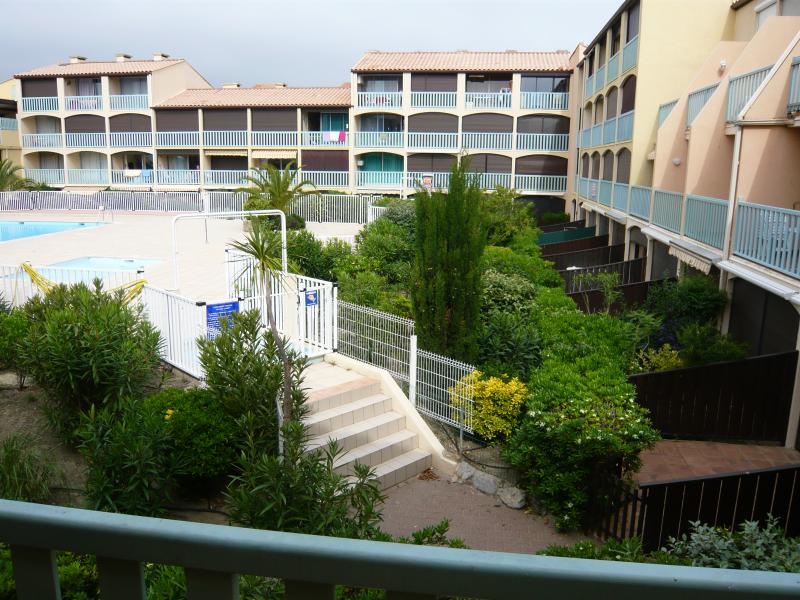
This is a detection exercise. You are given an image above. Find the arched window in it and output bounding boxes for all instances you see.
[616,148,632,183]
[606,87,619,120]
[594,96,605,125]
[464,153,512,173]
[581,153,590,177]
[621,76,637,114]
[516,155,567,176]
[602,150,614,181]
[590,152,601,179]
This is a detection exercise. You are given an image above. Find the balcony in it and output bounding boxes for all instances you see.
[464,92,511,110]
[687,83,719,127]
[410,91,457,108]
[789,57,800,113]
[203,130,247,147]
[516,133,569,151]
[357,171,404,187]
[204,170,250,186]
[591,123,602,146]
[727,65,773,122]
[407,132,458,149]
[303,170,349,188]
[65,95,103,111]
[685,195,727,250]
[155,131,200,147]
[251,131,298,146]
[354,131,404,148]
[617,110,634,142]
[110,132,153,147]
[357,92,402,109]
[595,64,607,91]
[622,35,638,73]
[66,168,108,185]
[21,96,58,112]
[734,202,800,278]
[25,168,64,185]
[520,92,569,111]
[157,169,200,185]
[584,73,594,99]
[111,169,155,185]
[607,51,620,85]
[603,117,617,145]
[658,99,678,128]
[612,182,629,211]
[629,185,651,220]
[514,174,567,193]
[301,131,348,147]
[65,133,107,148]
[652,189,683,233]
[473,172,512,189]
[21,133,63,149]
[0,117,17,131]
[406,171,451,189]
[580,127,591,148]
[599,180,613,206]
[462,132,512,150]
[109,94,149,110]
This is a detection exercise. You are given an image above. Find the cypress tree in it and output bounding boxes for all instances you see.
[411,158,486,362]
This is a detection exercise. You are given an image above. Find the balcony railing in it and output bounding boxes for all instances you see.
[514,174,567,193]
[21,133,63,148]
[406,171,451,189]
[303,170,349,188]
[204,170,250,186]
[685,195,727,249]
[516,133,569,151]
[581,127,591,148]
[465,92,511,109]
[687,83,719,127]
[629,185,652,220]
[472,172,512,189]
[203,130,247,147]
[357,91,402,108]
[66,168,108,185]
[155,131,200,146]
[110,132,153,147]
[612,182,630,211]
[357,171,404,187]
[658,99,678,128]
[251,131,298,146]
[407,132,458,149]
[520,92,569,110]
[25,168,64,185]
[584,73,594,99]
[603,117,617,145]
[617,110,634,142]
[157,169,200,185]
[65,95,103,111]
[65,132,107,148]
[354,131,404,148]
[111,169,155,185]
[0,117,17,130]
[410,91,456,108]
[652,189,683,233]
[109,94,149,110]
[607,52,620,85]
[301,131,348,146]
[789,57,800,113]
[462,132,512,150]
[727,64,773,122]
[599,180,613,206]
[595,63,606,91]
[735,202,800,278]
[591,123,603,146]
[622,35,639,73]
[21,96,59,112]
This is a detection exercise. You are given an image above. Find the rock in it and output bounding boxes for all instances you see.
[472,471,499,496]
[498,486,527,509]
[455,461,476,482]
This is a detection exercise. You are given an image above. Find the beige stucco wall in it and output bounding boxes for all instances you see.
[733,2,759,41]
[0,78,21,164]
[745,32,800,120]
[150,61,211,106]
[737,127,800,209]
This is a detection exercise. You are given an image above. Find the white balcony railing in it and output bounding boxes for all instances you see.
[111,169,155,185]
[516,133,569,151]
[465,92,511,109]
[356,92,402,108]
[0,117,17,130]
[156,169,200,185]
[203,130,247,147]
[155,131,200,146]
[520,92,569,110]
[204,170,250,186]
[109,94,149,110]
[65,132,107,148]
[354,131,404,148]
[109,132,153,147]
[301,131,348,146]
[25,168,65,185]
[65,95,103,111]
[21,133,63,148]
[462,132,512,150]
[406,171,452,189]
[473,172,512,189]
[514,174,567,192]
[302,170,349,188]
[21,96,59,112]
[410,91,457,108]
[251,131,298,146]
[407,132,459,149]
[357,171,404,187]
[66,169,109,185]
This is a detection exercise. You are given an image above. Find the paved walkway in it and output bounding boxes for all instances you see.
[380,470,585,554]
[638,440,800,484]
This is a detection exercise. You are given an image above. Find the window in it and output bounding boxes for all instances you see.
[626,1,640,41]
[120,77,147,95]
[320,113,348,132]
[360,114,403,132]
[783,0,800,16]
[521,75,569,93]
[616,149,631,183]
[40,153,62,169]
[594,97,605,125]
[362,76,401,93]
[611,21,622,55]
[35,115,59,134]
[621,76,637,113]
[517,115,569,134]
[606,87,619,119]
[581,153,590,177]
[601,151,614,181]
[591,153,601,179]
[756,0,778,28]
[76,78,101,96]
[466,74,512,93]
[598,40,607,66]
[79,152,105,170]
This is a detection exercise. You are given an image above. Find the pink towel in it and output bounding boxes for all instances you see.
[338,130,346,143]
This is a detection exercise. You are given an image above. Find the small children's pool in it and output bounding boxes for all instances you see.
[52,257,162,271]
[0,220,103,242]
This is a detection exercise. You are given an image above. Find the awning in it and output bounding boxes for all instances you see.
[252,150,297,159]
[717,259,800,304]
[606,209,627,224]
[668,239,721,275]
[640,226,673,246]
[205,150,248,157]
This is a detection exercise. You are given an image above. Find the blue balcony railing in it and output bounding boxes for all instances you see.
[599,180,613,206]
[22,133,63,148]
[157,169,200,185]
[251,131,298,146]
[603,117,617,145]
[204,130,247,147]
[155,131,200,147]
[25,168,65,185]
[685,195,728,249]
[65,95,103,111]
[357,171,404,187]
[687,83,719,127]
[727,64,773,122]
[584,73,594,99]
[612,182,630,212]
[516,133,569,151]
[607,52,620,85]
[658,99,678,128]
[789,57,800,113]
[629,185,652,220]
[514,174,567,193]
[65,132,107,148]
[205,170,250,186]
[111,169,155,185]
[652,189,683,233]
[0,117,17,131]
[109,132,153,147]
[622,36,638,73]
[595,63,606,91]
[66,168,109,185]
[109,94,149,110]
[20,96,58,112]
[357,92,402,108]
[465,92,511,110]
[462,132,512,150]
[616,110,634,142]
[734,202,800,278]
[303,170,349,188]
[591,123,603,146]
[354,131,404,148]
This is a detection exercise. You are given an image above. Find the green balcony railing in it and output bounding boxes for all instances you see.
[684,195,728,249]
[599,180,613,206]
[734,202,800,278]
[727,65,773,122]
[652,189,683,233]
[622,36,638,73]
[657,99,678,128]
[687,83,719,127]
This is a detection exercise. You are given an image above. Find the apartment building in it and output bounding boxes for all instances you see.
[0,79,20,164]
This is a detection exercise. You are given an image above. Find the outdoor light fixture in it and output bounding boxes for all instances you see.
[672,158,682,166]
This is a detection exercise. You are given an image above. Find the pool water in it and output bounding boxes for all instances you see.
[0,220,103,242]
[52,256,161,271]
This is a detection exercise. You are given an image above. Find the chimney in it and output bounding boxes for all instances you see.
[222,83,241,89]
[152,52,170,61]
[69,55,87,64]
[274,82,287,88]
[116,53,132,62]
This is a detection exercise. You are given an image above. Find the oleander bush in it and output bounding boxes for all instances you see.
[482,187,534,247]
[451,371,527,442]
[482,246,562,289]
[355,218,414,285]
[480,269,537,315]
[677,322,748,366]
[476,311,541,381]
[0,309,29,389]
[0,434,56,503]
[539,211,570,226]
[645,276,728,346]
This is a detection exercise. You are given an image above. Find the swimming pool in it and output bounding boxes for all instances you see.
[52,256,161,271]
[0,220,103,242]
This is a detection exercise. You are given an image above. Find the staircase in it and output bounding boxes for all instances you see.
[303,361,432,489]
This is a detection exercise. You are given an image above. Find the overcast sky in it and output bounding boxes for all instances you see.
[2,0,619,86]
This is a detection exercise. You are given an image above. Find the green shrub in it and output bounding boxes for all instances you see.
[0,435,56,503]
[356,218,413,285]
[476,311,541,380]
[22,282,161,413]
[633,344,683,373]
[381,200,416,243]
[540,211,570,226]
[645,276,728,345]
[0,547,100,600]
[451,371,527,442]
[482,187,533,246]
[481,269,537,314]
[78,399,183,516]
[0,310,29,389]
[336,269,412,317]
[677,323,747,366]
[286,213,305,230]
[145,388,239,482]
[482,246,562,288]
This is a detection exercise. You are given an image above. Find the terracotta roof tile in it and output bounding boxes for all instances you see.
[15,59,185,78]
[156,86,351,108]
[351,51,572,73]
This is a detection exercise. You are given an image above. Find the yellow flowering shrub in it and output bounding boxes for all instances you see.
[450,371,528,442]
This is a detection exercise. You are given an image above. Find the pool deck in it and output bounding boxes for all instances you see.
[0,212,362,300]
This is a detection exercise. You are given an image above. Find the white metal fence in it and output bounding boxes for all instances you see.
[0,264,137,306]
[290,194,379,225]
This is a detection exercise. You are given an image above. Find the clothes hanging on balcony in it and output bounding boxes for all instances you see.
[337,130,346,142]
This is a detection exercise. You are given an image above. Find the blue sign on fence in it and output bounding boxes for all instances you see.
[305,290,319,307]
[206,301,239,339]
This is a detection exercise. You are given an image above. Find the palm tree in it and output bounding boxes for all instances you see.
[0,159,34,191]
[229,224,296,422]
[236,161,314,214]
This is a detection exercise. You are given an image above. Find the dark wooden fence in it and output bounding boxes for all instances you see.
[541,234,608,255]
[560,258,645,294]
[546,244,624,271]
[594,464,800,552]
[539,219,586,233]
[538,226,597,246]
[568,279,655,314]
[631,351,797,443]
